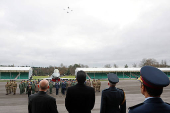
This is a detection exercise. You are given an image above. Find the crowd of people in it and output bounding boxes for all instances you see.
[5,80,39,96]
[5,78,101,96]
[5,66,170,113]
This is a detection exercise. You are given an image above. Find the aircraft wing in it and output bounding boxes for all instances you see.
[60,78,76,80]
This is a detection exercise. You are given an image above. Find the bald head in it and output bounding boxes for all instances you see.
[39,79,49,91]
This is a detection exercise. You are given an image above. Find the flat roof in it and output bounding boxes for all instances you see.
[0,67,32,72]
[75,68,170,73]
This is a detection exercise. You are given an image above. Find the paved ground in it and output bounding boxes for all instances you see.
[0,80,170,113]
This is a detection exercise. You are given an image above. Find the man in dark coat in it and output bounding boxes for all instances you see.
[27,82,32,97]
[65,70,95,113]
[61,80,66,95]
[128,66,170,113]
[55,81,60,95]
[100,73,126,113]
[28,79,58,113]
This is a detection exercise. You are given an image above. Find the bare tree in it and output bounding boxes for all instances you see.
[113,64,118,68]
[104,64,112,68]
[139,58,158,67]
[132,63,137,67]
[80,64,89,68]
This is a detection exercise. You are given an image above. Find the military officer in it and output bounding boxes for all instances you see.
[55,81,60,95]
[25,80,29,94]
[27,82,32,97]
[11,80,14,93]
[71,80,74,86]
[13,80,17,95]
[8,80,12,94]
[92,79,97,91]
[35,82,39,93]
[85,80,89,86]
[100,73,126,113]
[96,79,101,92]
[49,81,53,94]
[73,80,77,86]
[23,80,26,93]
[5,82,9,95]
[19,81,23,94]
[67,80,71,88]
[31,81,36,94]
[34,79,37,84]
[61,80,66,95]
[128,66,170,113]
[89,79,91,87]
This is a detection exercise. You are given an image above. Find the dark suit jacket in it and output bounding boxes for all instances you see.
[28,91,58,113]
[100,87,126,113]
[65,83,95,113]
[128,98,170,113]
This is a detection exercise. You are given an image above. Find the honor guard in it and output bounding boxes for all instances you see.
[92,79,97,91]
[23,80,27,94]
[61,80,66,95]
[35,82,39,93]
[85,80,89,86]
[19,81,23,94]
[128,66,170,113]
[25,80,29,94]
[11,80,14,93]
[71,80,74,86]
[13,80,17,95]
[5,82,9,95]
[27,82,32,97]
[49,81,53,94]
[31,81,35,94]
[100,73,126,113]
[9,80,12,94]
[67,80,71,88]
[55,81,60,95]
[89,79,91,87]
[96,79,101,92]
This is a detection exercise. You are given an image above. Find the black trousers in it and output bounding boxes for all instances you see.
[28,91,31,97]
[56,89,59,95]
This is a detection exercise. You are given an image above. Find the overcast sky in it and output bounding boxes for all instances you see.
[0,0,170,67]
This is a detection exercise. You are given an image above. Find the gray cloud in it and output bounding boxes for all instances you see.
[0,0,170,67]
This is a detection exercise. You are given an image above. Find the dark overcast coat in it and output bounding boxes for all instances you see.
[65,83,95,113]
[28,91,58,113]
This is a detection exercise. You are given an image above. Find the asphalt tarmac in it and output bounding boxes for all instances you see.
[0,80,170,113]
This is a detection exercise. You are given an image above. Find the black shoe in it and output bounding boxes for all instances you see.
[6,94,8,95]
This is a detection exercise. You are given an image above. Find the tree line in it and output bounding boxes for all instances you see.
[104,58,169,68]
[32,64,88,76]
[1,58,169,76]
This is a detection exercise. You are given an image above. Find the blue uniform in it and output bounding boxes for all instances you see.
[129,66,170,113]
[100,87,126,113]
[129,98,170,113]
[61,82,66,95]
[55,83,60,95]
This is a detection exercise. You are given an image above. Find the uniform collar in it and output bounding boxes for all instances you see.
[144,97,163,103]
[109,86,117,90]
[38,91,47,94]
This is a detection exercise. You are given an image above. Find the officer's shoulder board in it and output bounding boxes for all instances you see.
[165,102,170,105]
[117,88,124,92]
[128,103,144,110]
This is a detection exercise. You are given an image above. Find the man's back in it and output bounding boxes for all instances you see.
[28,91,58,113]
[100,87,126,113]
[129,98,170,113]
[65,83,95,113]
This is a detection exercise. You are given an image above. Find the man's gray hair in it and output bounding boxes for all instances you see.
[109,82,116,87]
